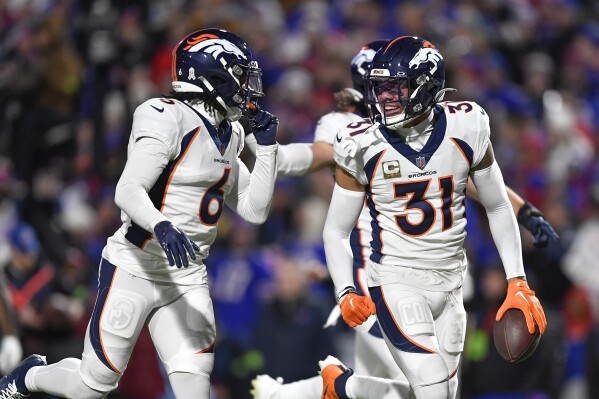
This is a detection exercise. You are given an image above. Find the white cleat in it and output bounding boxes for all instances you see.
[250,374,284,399]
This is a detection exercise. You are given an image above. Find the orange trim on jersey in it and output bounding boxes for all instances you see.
[380,286,437,354]
[160,127,202,212]
[140,235,152,250]
[195,342,215,354]
[448,138,471,167]
[383,36,409,53]
[99,267,122,375]
[370,150,386,254]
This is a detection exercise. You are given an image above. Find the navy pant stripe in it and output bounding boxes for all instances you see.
[369,286,433,354]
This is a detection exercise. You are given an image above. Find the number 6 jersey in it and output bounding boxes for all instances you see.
[333,102,490,286]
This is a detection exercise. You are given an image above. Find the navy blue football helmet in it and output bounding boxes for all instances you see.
[172,28,263,121]
[350,40,388,96]
[366,36,450,128]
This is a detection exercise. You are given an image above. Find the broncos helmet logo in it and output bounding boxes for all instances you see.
[183,34,247,62]
[352,48,378,77]
[408,48,443,74]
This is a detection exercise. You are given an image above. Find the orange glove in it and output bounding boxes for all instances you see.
[339,293,376,328]
[496,278,547,334]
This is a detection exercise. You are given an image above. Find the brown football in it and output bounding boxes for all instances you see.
[493,308,541,363]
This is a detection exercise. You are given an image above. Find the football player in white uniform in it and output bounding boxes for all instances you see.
[0,29,279,399]
[250,39,558,399]
[320,36,548,399]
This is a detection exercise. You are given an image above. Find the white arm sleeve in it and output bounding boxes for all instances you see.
[276,143,313,176]
[323,183,365,297]
[225,143,278,224]
[114,138,170,232]
[244,132,258,155]
[471,161,525,279]
[244,133,313,176]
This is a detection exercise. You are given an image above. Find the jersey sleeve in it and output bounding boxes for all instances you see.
[332,126,368,185]
[130,99,184,159]
[471,103,492,168]
[314,112,362,144]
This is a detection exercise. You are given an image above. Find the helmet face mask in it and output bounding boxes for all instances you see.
[172,29,264,121]
[366,36,446,129]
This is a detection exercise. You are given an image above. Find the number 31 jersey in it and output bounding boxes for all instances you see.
[334,102,490,274]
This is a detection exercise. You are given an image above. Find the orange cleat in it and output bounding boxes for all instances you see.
[319,356,353,399]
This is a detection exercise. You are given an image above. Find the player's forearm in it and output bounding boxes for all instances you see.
[323,184,364,296]
[471,162,525,279]
[245,134,314,176]
[115,140,170,231]
[466,179,525,215]
[227,144,278,224]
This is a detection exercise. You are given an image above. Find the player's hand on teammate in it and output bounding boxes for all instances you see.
[154,221,199,268]
[517,201,559,248]
[496,278,547,335]
[251,110,278,146]
[339,292,376,328]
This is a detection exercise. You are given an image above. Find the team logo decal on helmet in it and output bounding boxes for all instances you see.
[408,47,443,74]
[182,33,247,61]
[171,28,263,121]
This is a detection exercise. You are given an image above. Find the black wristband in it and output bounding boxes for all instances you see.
[517,201,543,225]
[336,286,357,304]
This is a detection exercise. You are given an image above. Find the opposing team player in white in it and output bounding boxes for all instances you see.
[0,28,279,399]
[250,38,557,399]
[319,36,547,399]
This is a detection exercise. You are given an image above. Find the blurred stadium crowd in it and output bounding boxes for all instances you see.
[1,0,599,398]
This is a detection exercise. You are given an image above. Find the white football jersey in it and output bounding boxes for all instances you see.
[334,102,490,280]
[103,97,245,285]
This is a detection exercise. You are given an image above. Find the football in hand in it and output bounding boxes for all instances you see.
[493,308,541,363]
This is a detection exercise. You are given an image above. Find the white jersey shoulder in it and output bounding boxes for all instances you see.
[314,111,364,144]
[438,101,490,167]
[332,117,374,185]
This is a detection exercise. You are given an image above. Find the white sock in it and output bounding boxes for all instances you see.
[169,371,211,398]
[272,376,322,399]
[346,374,409,399]
[26,358,104,398]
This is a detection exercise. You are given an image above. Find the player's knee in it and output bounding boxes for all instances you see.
[65,374,110,399]
[79,353,120,394]
[413,379,449,399]
[165,351,214,376]
[402,351,449,391]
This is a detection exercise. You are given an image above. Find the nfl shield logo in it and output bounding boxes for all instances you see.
[416,156,427,170]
